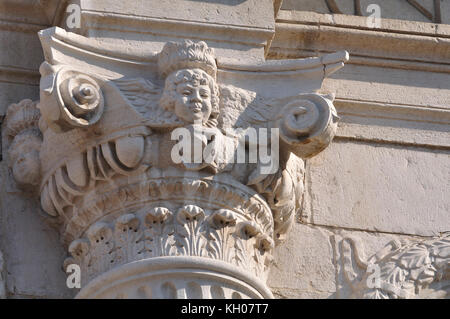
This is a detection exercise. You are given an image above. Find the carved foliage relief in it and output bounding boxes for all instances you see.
[65,205,274,286]
[339,234,450,299]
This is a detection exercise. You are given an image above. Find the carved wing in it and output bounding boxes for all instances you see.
[113,77,181,126]
[218,84,278,129]
[114,77,160,112]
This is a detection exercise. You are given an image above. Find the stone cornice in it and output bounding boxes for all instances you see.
[0,19,47,33]
[271,10,450,68]
[281,0,448,25]
[276,10,450,38]
[0,0,68,28]
[81,10,274,49]
[0,66,40,85]
[334,98,450,150]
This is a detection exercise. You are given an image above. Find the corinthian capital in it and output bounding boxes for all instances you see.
[4,26,348,299]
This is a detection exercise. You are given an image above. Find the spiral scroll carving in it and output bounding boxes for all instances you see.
[278,94,339,158]
[56,71,104,128]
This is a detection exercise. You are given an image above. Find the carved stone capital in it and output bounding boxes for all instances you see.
[4,26,347,298]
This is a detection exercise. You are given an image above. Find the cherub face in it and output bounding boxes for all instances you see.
[174,81,212,124]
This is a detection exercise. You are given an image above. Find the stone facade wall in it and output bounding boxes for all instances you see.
[0,0,448,299]
[268,0,449,299]
[0,1,73,298]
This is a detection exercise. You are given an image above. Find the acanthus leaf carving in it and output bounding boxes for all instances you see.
[66,203,274,288]
[175,205,208,257]
[142,207,176,257]
[86,222,114,278]
[113,214,143,265]
[206,209,237,264]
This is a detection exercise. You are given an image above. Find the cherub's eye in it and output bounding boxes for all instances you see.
[182,90,191,96]
[201,93,209,98]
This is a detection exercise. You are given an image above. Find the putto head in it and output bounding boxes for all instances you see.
[158,40,219,126]
[160,68,219,126]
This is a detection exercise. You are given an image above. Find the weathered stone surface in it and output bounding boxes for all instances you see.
[324,64,450,110]
[0,0,66,26]
[0,249,5,298]
[83,0,275,29]
[0,2,55,115]
[268,223,336,299]
[0,164,73,298]
[281,0,450,24]
[0,83,39,116]
[73,0,277,62]
[304,140,450,236]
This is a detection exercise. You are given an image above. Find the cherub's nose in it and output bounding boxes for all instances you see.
[191,90,202,102]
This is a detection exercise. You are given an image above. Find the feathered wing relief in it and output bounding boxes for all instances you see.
[218,84,282,130]
[112,78,281,130]
[113,78,319,133]
[112,77,182,127]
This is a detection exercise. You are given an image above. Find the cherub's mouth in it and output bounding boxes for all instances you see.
[191,103,203,112]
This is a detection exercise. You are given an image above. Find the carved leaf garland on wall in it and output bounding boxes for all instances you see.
[340,234,450,299]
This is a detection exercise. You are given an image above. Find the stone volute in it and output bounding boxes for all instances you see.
[3,1,348,299]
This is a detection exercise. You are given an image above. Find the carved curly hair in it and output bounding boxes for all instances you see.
[160,69,220,127]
